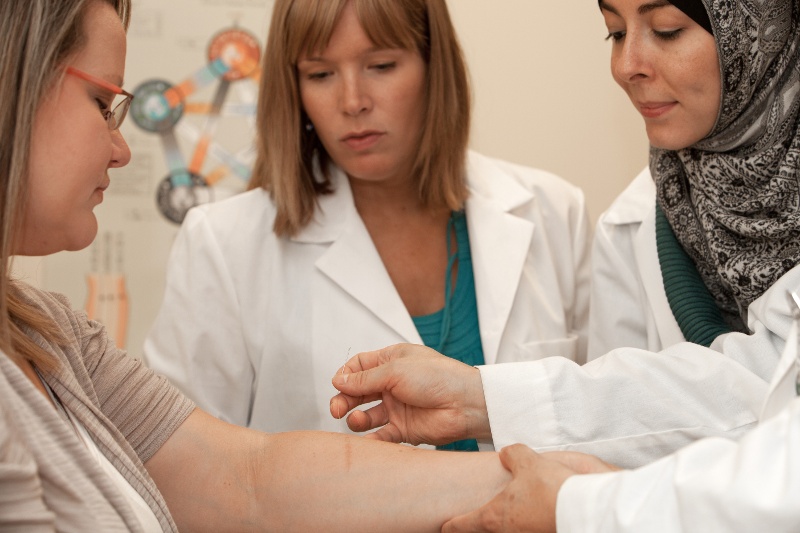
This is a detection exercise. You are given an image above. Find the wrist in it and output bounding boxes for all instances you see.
[464,366,491,440]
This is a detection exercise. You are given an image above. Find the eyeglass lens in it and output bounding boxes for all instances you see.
[109,96,132,130]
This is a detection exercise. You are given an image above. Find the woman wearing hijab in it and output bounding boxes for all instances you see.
[587,0,800,358]
[332,0,800,529]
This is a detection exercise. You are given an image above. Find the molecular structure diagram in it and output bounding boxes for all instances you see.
[130,27,261,224]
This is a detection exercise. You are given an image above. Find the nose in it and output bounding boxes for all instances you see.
[109,128,131,168]
[341,73,371,116]
[613,32,651,83]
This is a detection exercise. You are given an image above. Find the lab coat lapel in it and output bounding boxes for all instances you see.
[301,169,422,343]
[466,155,534,364]
[760,318,799,421]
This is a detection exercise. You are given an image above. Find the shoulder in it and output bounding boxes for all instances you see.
[467,151,584,202]
[598,167,656,227]
[14,283,81,339]
[12,284,98,374]
[466,151,585,222]
[185,188,275,229]
[178,188,278,247]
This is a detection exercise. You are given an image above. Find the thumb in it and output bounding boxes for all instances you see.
[499,443,536,473]
[442,510,482,533]
[332,362,393,397]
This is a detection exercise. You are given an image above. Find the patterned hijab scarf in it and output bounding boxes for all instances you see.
[653,0,800,329]
[668,0,712,33]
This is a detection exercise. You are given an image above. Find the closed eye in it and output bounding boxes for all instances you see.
[654,29,683,40]
[306,71,331,81]
[372,61,396,72]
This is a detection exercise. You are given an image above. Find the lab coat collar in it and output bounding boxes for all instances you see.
[465,151,534,212]
[290,166,353,245]
[296,154,538,351]
[602,167,654,226]
[291,153,536,241]
[599,166,685,347]
[306,166,422,343]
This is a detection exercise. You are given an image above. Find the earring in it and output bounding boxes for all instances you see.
[305,122,314,132]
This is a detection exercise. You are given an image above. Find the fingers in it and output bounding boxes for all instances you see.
[364,424,406,444]
[338,343,410,374]
[332,353,395,397]
[443,501,504,533]
[442,510,486,532]
[340,348,383,373]
[344,404,389,433]
[498,443,537,473]
[329,391,382,419]
[329,348,393,418]
[540,450,620,474]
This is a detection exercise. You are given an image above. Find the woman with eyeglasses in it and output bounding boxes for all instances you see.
[0,0,517,530]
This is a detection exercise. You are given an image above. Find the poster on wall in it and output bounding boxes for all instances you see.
[42,0,274,357]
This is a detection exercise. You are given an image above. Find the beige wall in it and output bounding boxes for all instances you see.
[14,1,651,287]
[447,0,649,222]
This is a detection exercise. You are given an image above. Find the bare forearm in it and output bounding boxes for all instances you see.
[260,431,508,531]
[147,410,509,532]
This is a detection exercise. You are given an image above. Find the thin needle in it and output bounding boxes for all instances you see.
[337,347,351,421]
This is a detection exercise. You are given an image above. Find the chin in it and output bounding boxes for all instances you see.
[647,134,691,152]
[65,221,99,252]
[646,125,708,152]
[68,236,98,252]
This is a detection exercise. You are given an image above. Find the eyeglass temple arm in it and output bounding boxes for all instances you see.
[65,66,125,95]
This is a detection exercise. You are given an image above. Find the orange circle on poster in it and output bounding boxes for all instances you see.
[207,28,261,81]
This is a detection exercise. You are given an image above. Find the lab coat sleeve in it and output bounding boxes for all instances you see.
[479,341,768,468]
[480,264,798,467]
[143,207,254,426]
[556,397,800,533]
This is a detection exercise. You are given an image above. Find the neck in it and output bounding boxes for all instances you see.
[349,175,425,217]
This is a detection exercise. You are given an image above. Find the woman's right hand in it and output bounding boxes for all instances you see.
[331,343,492,446]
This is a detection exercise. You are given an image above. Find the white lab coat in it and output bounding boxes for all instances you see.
[143,151,591,436]
[479,166,798,468]
[556,318,800,532]
[587,167,682,359]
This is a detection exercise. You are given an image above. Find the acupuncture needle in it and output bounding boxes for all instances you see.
[337,347,351,421]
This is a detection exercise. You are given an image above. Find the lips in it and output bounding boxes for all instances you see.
[93,178,110,202]
[341,130,384,150]
[638,101,677,119]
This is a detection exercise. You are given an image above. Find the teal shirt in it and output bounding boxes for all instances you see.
[412,211,484,451]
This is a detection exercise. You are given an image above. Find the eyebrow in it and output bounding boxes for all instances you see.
[298,45,391,63]
[599,0,672,16]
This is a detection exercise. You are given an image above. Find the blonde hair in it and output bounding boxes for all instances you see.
[0,0,131,371]
[251,0,471,236]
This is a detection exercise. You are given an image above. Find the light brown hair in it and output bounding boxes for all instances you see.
[251,0,471,236]
[0,0,131,371]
